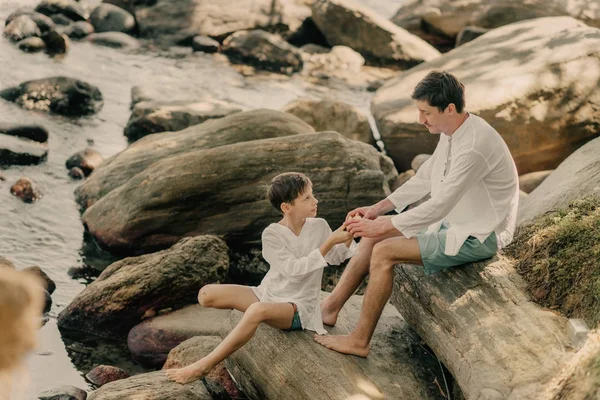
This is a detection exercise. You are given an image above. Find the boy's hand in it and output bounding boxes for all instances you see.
[329,225,353,245]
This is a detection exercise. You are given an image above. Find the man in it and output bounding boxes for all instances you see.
[314,71,519,357]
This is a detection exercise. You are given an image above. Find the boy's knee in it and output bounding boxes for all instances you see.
[244,303,267,323]
[198,285,214,307]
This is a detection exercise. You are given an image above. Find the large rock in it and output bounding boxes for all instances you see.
[5,8,56,34]
[3,15,41,42]
[103,0,311,45]
[124,100,242,142]
[282,98,373,143]
[87,371,211,400]
[311,0,440,68]
[35,0,88,22]
[17,36,47,52]
[89,4,135,33]
[392,0,600,47]
[518,137,600,225]
[80,131,397,255]
[0,77,103,116]
[86,365,130,387]
[371,17,600,172]
[222,30,304,75]
[518,170,552,194]
[57,235,229,338]
[391,257,573,400]
[225,294,442,399]
[75,109,315,210]
[0,124,49,166]
[127,305,231,367]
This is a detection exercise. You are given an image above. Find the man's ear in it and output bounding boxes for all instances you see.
[446,103,457,114]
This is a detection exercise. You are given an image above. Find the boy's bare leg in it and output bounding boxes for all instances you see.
[315,236,422,357]
[165,302,294,384]
[321,217,403,326]
[197,284,259,312]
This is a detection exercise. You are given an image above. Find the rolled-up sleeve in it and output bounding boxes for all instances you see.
[391,150,490,238]
[262,230,328,278]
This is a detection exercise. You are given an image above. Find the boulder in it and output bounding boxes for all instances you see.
[0,124,49,166]
[191,36,219,53]
[371,17,600,172]
[42,30,70,56]
[455,25,489,47]
[38,385,87,400]
[0,77,103,116]
[17,36,47,52]
[80,131,397,255]
[311,0,440,68]
[22,265,56,294]
[285,16,329,48]
[3,15,41,42]
[518,137,600,225]
[35,0,88,22]
[10,177,42,203]
[57,235,229,338]
[391,257,573,400]
[392,0,600,47]
[66,148,104,177]
[127,305,231,367]
[87,371,211,400]
[5,8,55,34]
[87,32,140,48]
[124,100,242,142]
[75,109,315,210]
[163,336,240,399]
[103,0,311,46]
[89,4,135,33]
[225,294,443,399]
[282,98,372,143]
[86,365,130,387]
[518,170,553,194]
[222,30,303,75]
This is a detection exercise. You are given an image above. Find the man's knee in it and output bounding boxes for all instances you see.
[198,285,216,307]
[370,243,396,273]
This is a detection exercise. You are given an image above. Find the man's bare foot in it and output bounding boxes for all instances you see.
[165,360,211,384]
[320,300,339,327]
[313,334,370,357]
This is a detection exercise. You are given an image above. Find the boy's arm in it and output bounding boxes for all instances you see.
[262,230,329,277]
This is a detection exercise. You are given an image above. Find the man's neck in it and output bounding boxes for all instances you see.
[444,112,469,136]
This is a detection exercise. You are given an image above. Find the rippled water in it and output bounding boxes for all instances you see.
[0,0,406,397]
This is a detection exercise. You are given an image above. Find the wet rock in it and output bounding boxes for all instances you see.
[455,25,489,47]
[62,21,94,39]
[124,99,243,142]
[222,30,303,75]
[49,13,73,26]
[282,98,372,143]
[75,110,315,210]
[42,29,69,56]
[311,0,440,68]
[57,235,229,338]
[191,36,219,53]
[86,365,130,387]
[0,256,16,269]
[89,4,135,34]
[0,129,49,166]
[3,15,41,42]
[519,170,553,194]
[163,336,240,399]
[86,370,211,400]
[0,76,103,116]
[35,0,87,22]
[86,32,140,48]
[38,385,87,400]
[66,148,104,177]
[22,265,56,294]
[372,17,600,173]
[80,131,397,255]
[17,36,47,52]
[0,123,49,143]
[69,167,85,179]
[10,177,42,203]
[128,305,230,367]
[411,154,431,172]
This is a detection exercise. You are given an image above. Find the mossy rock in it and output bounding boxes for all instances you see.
[506,196,600,328]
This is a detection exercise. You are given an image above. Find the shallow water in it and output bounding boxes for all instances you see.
[0,0,405,397]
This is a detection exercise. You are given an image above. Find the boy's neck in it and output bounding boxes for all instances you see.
[279,215,307,236]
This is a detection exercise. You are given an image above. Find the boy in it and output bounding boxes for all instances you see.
[166,172,355,384]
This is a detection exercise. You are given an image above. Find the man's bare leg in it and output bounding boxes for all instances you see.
[321,217,403,326]
[315,236,422,357]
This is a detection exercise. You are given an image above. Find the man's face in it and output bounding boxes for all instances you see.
[416,100,450,134]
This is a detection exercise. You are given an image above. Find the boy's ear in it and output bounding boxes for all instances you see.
[280,202,290,214]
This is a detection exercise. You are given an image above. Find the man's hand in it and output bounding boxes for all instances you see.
[346,206,378,221]
[345,218,393,238]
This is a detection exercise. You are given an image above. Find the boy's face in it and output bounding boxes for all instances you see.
[284,185,318,218]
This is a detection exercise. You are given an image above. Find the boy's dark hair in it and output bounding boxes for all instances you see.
[268,172,312,214]
[411,71,465,113]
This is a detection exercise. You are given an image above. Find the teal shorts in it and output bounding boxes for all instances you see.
[417,222,498,275]
[285,302,302,331]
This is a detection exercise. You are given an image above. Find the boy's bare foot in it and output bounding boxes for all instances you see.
[314,334,370,358]
[165,360,211,384]
[320,299,339,327]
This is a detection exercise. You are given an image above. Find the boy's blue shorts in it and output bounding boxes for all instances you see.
[285,302,302,331]
[417,221,498,275]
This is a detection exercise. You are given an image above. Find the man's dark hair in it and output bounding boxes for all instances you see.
[411,71,465,113]
[267,172,312,214]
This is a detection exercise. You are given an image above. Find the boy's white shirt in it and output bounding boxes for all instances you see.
[387,113,519,255]
[253,217,357,335]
